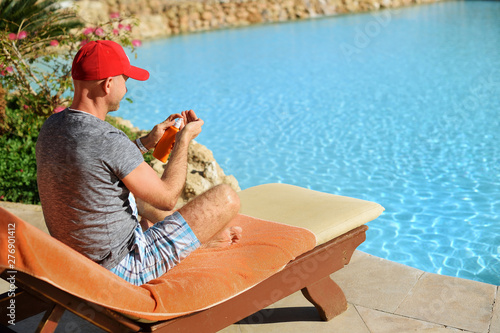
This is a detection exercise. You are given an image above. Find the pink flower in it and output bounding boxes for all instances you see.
[110,12,120,19]
[124,24,132,31]
[0,195,4,200]
[8,33,17,40]
[94,27,104,36]
[132,39,142,47]
[0,64,7,76]
[54,106,65,113]
[83,27,94,35]
[118,23,124,30]
[80,39,89,46]
[50,40,59,46]
[17,31,27,39]
[6,66,13,73]
[113,28,119,36]
[23,105,29,110]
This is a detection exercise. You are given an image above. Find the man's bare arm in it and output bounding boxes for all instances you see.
[122,112,203,211]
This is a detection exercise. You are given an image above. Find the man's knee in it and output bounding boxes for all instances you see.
[215,184,240,213]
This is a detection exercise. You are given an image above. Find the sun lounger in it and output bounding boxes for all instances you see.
[0,183,384,333]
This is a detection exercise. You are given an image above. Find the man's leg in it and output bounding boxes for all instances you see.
[137,184,241,245]
[178,184,241,246]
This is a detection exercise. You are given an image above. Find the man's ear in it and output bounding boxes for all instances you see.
[102,77,113,95]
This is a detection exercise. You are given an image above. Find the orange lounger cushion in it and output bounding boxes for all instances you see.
[0,207,316,322]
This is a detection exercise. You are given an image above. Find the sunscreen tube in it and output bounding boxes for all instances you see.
[153,118,183,162]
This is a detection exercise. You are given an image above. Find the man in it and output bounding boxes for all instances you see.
[36,40,242,286]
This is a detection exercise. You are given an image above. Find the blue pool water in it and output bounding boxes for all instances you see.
[116,1,500,284]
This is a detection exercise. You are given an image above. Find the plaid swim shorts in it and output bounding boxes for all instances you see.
[109,195,201,285]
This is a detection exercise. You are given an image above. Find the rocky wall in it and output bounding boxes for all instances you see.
[74,0,441,39]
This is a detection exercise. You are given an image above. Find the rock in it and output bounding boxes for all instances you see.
[184,170,213,201]
[201,11,213,21]
[203,161,220,183]
[76,0,109,23]
[225,15,238,24]
[190,11,201,21]
[247,8,263,23]
[236,8,249,19]
[137,15,169,39]
[112,117,140,132]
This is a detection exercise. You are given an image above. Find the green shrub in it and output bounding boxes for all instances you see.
[0,133,39,203]
[0,94,44,203]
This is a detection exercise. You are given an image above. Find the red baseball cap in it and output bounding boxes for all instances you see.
[71,40,149,81]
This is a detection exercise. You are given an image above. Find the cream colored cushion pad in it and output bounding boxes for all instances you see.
[238,183,385,246]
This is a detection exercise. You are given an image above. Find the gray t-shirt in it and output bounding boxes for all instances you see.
[36,109,144,269]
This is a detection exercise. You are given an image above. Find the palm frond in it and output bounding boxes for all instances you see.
[0,0,83,35]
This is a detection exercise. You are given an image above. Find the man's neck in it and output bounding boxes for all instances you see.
[69,101,108,121]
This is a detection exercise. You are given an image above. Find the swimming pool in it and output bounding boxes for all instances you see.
[116,1,500,285]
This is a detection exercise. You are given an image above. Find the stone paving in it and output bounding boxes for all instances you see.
[1,202,498,333]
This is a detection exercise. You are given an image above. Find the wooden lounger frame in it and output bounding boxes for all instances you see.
[0,225,367,333]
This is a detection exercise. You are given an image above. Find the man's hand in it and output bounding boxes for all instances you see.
[177,109,203,144]
[140,110,202,150]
